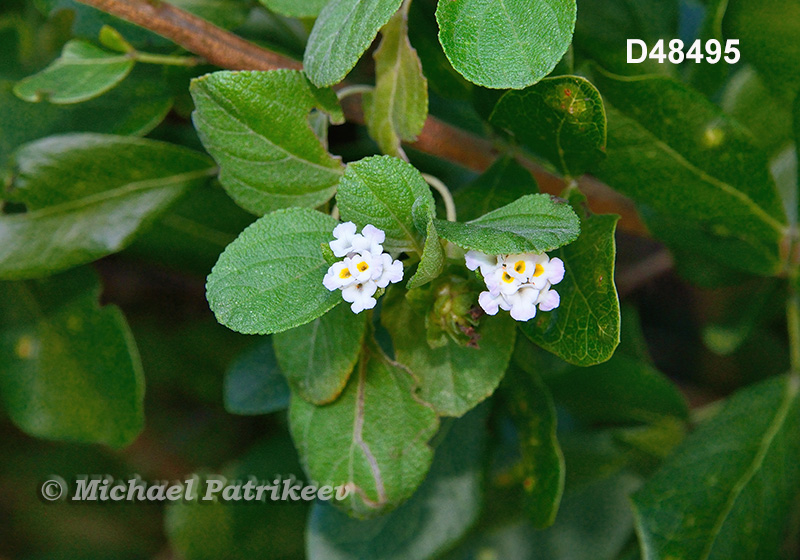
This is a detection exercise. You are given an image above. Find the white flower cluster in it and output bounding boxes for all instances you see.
[466,250,565,322]
[323,222,404,313]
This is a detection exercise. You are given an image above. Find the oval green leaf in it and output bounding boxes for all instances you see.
[289,338,439,518]
[336,155,434,254]
[224,338,291,415]
[14,40,134,104]
[0,267,144,447]
[273,303,367,405]
[593,71,788,276]
[303,0,403,87]
[383,291,516,417]
[436,0,576,89]
[632,374,800,560]
[307,406,487,559]
[490,76,607,177]
[435,193,580,255]
[363,7,429,158]
[206,207,341,335]
[520,190,620,366]
[190,70,345,215]
[1,133,214,280]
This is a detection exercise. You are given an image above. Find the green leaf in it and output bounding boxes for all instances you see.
[303,0,403,87]
[543,308,688,424]
[490,76,606,177]
[98,25,133,53]
[289,337,439,518]
[632,374,800,560]
[383,291,516,416]
[724,0,800,100]
[593,71,788,276]
[206,207,341,335]
[273,303,367,405]
[505,365,564,528]
[444,471,641,560]
[407,0,473,100]
[259,0,328,18]
[165,436,308,560]
[13,40,134,104]
[0,266,144,447]
[454,156,539,222]
[307,406,487,559]
[0,72,173,166]
[363,7,428,158]
[435,0,576,89]
[224,338,290,415]
[1,133,213,280]
[572,0,678,76]
[688,0,730,95]
[190,70,345,215]
[520,190,619,366]
[406,218,445,289]
[435,193,580,255]
[336,155,434,254]
[721,67,794,156]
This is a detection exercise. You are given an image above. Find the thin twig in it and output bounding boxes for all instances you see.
[422,173,456,222]
[336,84,374,100]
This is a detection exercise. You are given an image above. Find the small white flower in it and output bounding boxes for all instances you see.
[465,250,501,277]
[528,255,565,290]
[376,253,403,288]
[330,222,387,257]
[536,285,561,312]
[466,249,564,321]
[486,266,522,296]
[504,253,538,282]
[324,223,402,314]
[323,261,356,291]
[505,286,540,322]
[330,222,359,257]
[478,291,502,315]
[346,251,381,283]
[351,224,386,256]
[342,281,378,314]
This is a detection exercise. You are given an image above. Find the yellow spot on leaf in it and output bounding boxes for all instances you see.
[15,336,35,359]
[703,126,725,148]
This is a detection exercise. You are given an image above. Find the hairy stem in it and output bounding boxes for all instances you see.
[422,173,456,222]
[336,85,374,101]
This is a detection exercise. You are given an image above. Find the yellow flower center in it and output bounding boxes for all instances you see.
[514,261,526,274]
[502,271,515,283]
[339,268,352,279]
[533,263,545,277]
[357,261,369,273]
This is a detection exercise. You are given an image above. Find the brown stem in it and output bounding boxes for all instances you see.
[76,0,302,71]
[75,0,646,235]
